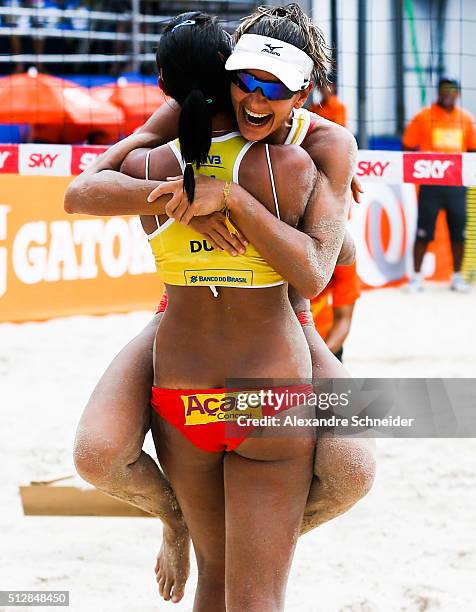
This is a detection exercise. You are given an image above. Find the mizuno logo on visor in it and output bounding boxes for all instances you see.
[262,43,283,56]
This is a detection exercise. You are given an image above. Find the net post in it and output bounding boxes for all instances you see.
[330,0,339,87]
[393,0,405,136]
[357,0,368,149]
[131,0,141,73]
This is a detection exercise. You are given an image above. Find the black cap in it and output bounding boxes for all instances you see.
[438,77,460,91]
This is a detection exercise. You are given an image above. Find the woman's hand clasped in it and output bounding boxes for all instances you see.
[189,213,248,256]
[147,174,226,223]
[147,176,248,255]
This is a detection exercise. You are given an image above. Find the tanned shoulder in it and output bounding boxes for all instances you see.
[269,144,317,220]
[303,118,357,191]
[120,144,181,181]
[120,147,150,179]
[239,143,316,227]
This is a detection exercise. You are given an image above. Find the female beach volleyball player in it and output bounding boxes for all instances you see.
[114,13,321,609]
[66,5,376,605]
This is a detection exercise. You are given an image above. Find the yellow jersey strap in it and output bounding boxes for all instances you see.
[167,140,186,173]
[264,144,280,220]
[232,140,254,182]
[284,108,311,146]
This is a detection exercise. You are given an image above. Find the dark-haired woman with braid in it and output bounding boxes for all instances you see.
[66,5,376,607]
[127,13,323,610]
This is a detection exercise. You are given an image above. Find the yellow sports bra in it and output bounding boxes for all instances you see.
[147,132,284,294]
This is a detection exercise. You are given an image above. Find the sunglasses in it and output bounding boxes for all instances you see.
[231,71,298,101]
[440,85,459,94]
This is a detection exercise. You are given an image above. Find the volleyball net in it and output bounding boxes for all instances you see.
[0,0,475,318]
[0,0,475,146]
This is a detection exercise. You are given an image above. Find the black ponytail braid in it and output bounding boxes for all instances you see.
[157,12,233,202]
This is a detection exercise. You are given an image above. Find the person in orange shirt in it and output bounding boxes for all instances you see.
[310,262,361,362]
[308,81,347,127]
[403,78,476,293]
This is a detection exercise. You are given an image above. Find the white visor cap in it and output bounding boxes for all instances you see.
[225,34,314,92]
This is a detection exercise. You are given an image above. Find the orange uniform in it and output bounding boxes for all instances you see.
[309,94,347,127]
[402,103,476,153]
[310,263,361,339]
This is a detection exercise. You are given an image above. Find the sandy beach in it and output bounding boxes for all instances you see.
[1,285,475,611]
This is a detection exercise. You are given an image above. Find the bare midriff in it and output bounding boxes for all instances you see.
[153,284,312,388]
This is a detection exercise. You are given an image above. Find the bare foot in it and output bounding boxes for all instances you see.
[155,523,190,603]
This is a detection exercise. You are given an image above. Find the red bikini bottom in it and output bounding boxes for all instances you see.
[151,384,313,453]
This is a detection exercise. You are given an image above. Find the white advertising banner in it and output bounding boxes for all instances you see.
[348,183,417,287]
[356,150,404,184]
